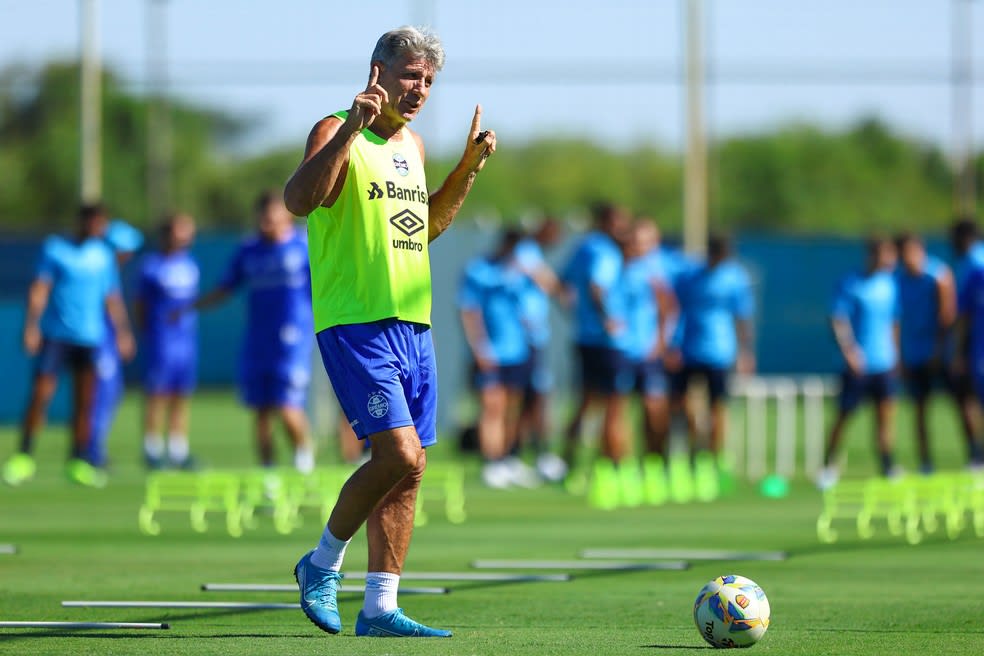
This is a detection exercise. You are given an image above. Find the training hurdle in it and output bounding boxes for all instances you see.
[139,471,243,537]
[817,472,984,544]
[0,621,169,630]
[729,375,838,481]
[63,600,299,610]
[201,583,450,594]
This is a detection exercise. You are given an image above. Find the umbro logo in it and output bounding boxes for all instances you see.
[367,182,384,200]
[389,209,425,237]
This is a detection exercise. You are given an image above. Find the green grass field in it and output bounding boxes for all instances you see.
[2,390,983,655]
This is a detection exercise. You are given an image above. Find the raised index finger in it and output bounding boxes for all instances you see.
[368,64,379,89]
[470,104,482,137]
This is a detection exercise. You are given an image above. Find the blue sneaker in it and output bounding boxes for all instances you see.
[355,608,452,638]
[294,550,342,634]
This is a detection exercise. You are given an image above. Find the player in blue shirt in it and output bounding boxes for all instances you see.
[3,204,135,487]
[619,221,676,503]
[135,213,200,469]
[87,220,145,471]
[957,259,984,470]
[513,218,566,482]
[819,237,900,488]
[193,191,315,473]
[560,202,635,507]
[667,234,755,474]
[947,217,984,461]
[895,233,959,473]
[459,229,536,488]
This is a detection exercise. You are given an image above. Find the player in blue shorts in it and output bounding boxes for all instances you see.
[514,218,567,482]
[667,234,755,485]
[560,202,635,507]
[192,191,315,473]
[895,233,960,473]
[285,26,494,637]
[819,237,901,489]
[947,217,984,461]
[135,213,200,469]
[3,204,135,487]
[87,220,144,470]
[458,229,538,489]
[620,221,676,503]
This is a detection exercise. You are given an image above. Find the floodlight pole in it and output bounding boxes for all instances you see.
[79,0,101,203]
[147,0,172,222]
[683,0,707,257]
[951,0,976,216]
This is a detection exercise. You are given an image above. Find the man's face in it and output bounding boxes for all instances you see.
[81,212,108,238]
[376,55,435,123]
[900,240,924,274]
[257,201,290,240]
[869,242,897,271]
[171,215,196,250]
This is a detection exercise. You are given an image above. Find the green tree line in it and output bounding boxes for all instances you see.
[1,62,980,234]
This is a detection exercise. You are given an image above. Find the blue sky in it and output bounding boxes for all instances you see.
[0,0,981,155]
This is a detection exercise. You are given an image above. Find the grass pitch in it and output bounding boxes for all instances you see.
[1,391,983,655]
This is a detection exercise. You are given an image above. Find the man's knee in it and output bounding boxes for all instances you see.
[372,428,424,477]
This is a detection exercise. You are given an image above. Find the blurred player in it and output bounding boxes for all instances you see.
[946,217,984,462]
[560,202,634,508]
[192,192,315,473]
[666,233,754,497]
[284,26,493,638]
[135,213,200,469]
[620,221,676,504]
[87,219,144,470]
[818,237,900,488]
[514,217,566,482]
[459,229,537,488]
[956,251,984,471]
[3,204,135,487]
[895,233,959,473]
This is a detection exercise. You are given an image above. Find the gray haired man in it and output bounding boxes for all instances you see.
[286,26,495,638]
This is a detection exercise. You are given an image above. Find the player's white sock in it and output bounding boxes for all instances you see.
[362,571,399,619]
[294,445,315,474]
[144,434,164,459]
[167,434,190,463]
[310,527,349,571]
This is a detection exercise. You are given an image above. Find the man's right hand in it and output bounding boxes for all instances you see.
[22,324,41,355]
[845,348,866,376]
[346,64,388,132]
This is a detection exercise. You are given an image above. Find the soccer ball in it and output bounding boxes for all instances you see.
[693,574,771,648]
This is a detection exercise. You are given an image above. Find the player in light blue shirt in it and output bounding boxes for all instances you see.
[135,213,200,469]
[819,237,901,488]
[513,218,566,482]
[192,191,315,472]
[87,220,145,470]
[459,230,536,488]
[667,234,755,469]
[4,204,135,488]
[895,233,961,472]
[947,217,984,457]
[559,202,635,508]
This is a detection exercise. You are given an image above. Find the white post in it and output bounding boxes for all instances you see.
[683,0,707,258]
[745,378,768,481]
[802,377,826,477]
[774,378,798,478]
[79,0,101,203]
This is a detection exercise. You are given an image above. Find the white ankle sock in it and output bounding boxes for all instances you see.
[294,445,315,474]
[144,434,164,458]
[167,434,189,462]
[362,572,399,619]
[310,527,349,571]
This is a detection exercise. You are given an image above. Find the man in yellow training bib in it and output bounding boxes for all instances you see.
[285,26,495,638]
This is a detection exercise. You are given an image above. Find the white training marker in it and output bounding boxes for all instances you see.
[0,621,169,630]
[63,601,299,610]
[580,548,789,562]
[200,583,450,594]
[470,560,689,571]
[0,545,17,555]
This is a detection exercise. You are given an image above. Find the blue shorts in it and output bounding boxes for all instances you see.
[669,362,729,403]
[839,370,898,413]
[474,360,531,390]
[240,363,309,409]
[903,363,939,401]
[526,345,553,394]
[317,319,437,447]
[144,349,197,395]
[576,344,633,395]
[35,338,98,376]
[630,359,668,398]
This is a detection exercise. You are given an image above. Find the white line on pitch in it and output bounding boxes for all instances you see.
[0,621,169,630]
[580,548,788,561]
[200,583,449,594]
[0,544,17,555]
[63,600,299,610]
[470,560,689,571]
